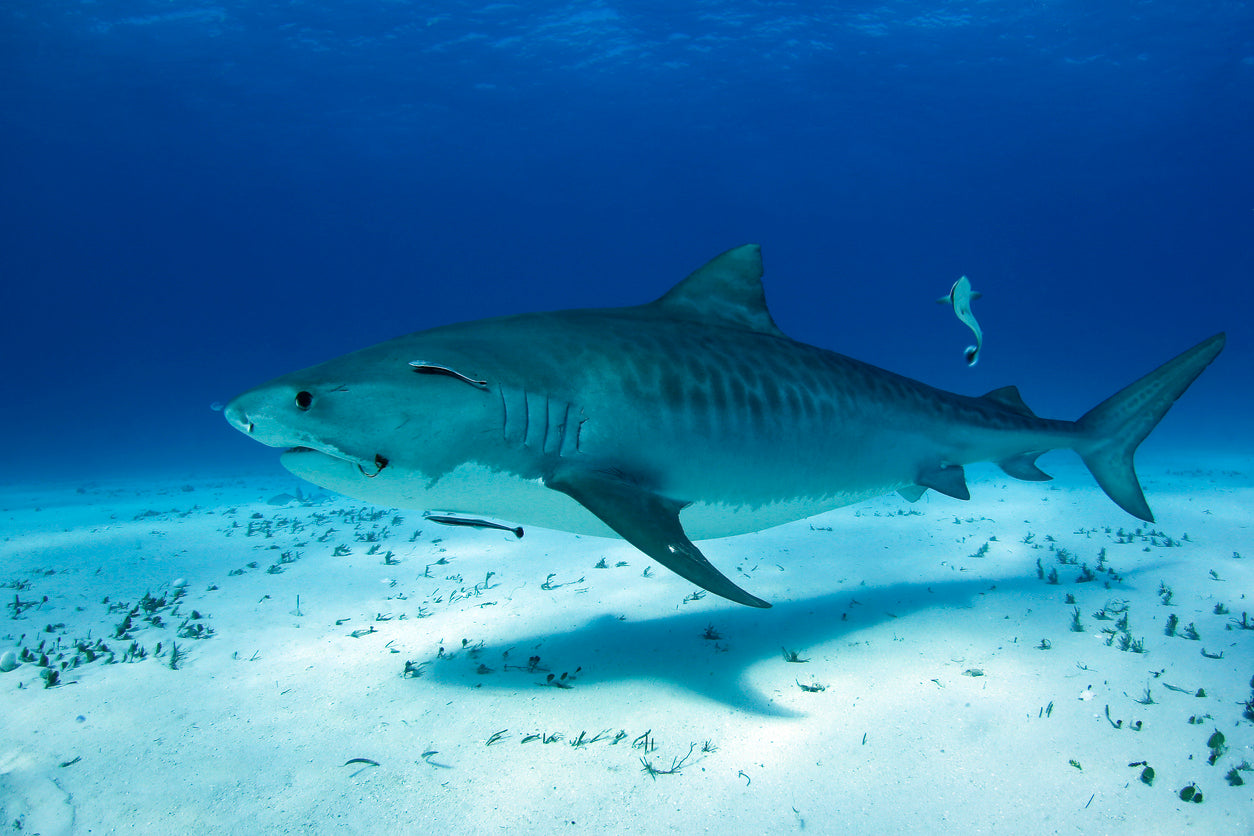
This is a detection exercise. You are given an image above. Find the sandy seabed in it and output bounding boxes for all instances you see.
[2,453,1251,835]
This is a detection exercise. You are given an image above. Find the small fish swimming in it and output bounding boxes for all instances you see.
[424,513,524,538]
[938,275,984,366]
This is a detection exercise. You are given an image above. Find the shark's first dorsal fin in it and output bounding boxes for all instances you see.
[649,244,786,338]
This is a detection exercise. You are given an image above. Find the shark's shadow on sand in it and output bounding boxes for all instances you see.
[425,573,1062,716]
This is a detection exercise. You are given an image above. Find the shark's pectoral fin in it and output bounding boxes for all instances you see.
[547,467,771,608]
[916,463,970,501]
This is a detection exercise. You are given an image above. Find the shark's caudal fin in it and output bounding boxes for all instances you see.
[1075,333,1225,522]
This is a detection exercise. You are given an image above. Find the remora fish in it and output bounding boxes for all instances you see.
[938,275,984,365]
[425,513,524,538]
[224,245,1224,608]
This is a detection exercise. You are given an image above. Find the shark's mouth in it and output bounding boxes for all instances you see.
[285,446,389,478]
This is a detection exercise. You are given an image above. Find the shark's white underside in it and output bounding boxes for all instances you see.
[281,449,889,540]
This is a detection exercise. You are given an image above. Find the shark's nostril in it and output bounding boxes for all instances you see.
[223,402,255,434]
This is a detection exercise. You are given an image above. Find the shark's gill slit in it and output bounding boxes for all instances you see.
[497,385,509,443]
[558,404,582,458]
[524,390,549,450]
[548,400,569,456]
[539,394,549,451]
[520,389,530,446]
[500,385,528,446]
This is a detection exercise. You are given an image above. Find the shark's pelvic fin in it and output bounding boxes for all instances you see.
[649,244,787,339]
[548,465,772,608]
[1076,332,1226,522]
[915,463,970,500]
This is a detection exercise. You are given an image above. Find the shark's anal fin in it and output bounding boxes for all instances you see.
[916,463,970,501]
[897,485,928,502]
[547,466,771,608]
[997,452,1052,482]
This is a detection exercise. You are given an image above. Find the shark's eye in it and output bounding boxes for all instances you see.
[295,390,313,410]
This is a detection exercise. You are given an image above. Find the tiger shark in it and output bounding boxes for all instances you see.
[224,245,1224,608]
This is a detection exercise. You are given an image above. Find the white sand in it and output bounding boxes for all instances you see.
[2,452,1251,834]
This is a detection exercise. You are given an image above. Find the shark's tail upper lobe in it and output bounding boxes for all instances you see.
[1074,332,1225,521]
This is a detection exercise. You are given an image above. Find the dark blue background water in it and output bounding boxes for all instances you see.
[2,2,1250,482]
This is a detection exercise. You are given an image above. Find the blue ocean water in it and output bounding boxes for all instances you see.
[1,2,1250,482]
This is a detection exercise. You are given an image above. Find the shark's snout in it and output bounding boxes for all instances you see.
[223,391,298,448]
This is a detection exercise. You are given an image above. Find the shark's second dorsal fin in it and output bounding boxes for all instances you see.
[980,385,1037,417]
[649,244,786,338]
